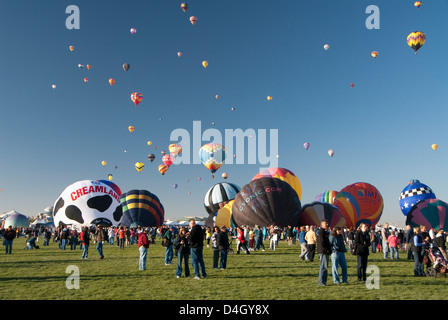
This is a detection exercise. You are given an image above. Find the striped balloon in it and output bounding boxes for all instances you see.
[303,142,310,150]
[407,31,426,54]
[315,190,339,205]
[406,199,448,231]
[130,92,143,106]
[204,182,241,215]
[158,164,168,175]
[299,202,346,229]
[119,189,164,228]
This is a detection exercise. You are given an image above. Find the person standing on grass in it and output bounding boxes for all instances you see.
[329,226,348,284]
[254,225,266,251]
[317,219,331,286]
[96,226,105,259]
[405,225,414,260]
[411,227,425,277]
[4,226,16,255]
[299,226,309,261]
[355,223,371,282]
[188,219,207,280]
[138,229,150,271]
[237,227,250,254]
[81,227,90,260]
[175,227,191,278]
[387,231,399,260]
[305,225,317,262]
[211,226,221,269]
[118,226,126,250]
[217,226,229,269]
[381,223,390,259]
[164,226,174,265]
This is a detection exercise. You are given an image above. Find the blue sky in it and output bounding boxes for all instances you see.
[1,0,448,227]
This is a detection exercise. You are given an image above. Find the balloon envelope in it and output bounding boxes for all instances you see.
[315,190,339,205]
[252,167,302,201]
[298,202,346,229]
[216,201,234,229]
[123,63,130,71]
[406,199,448,231]
[130,92,143,106]
[399,179,436,216]
[199,143,226,176]
[333,182,383,229]
[204,182,241,215]
[135,162,144,173]
[52,180,122,227]
[407,31,426,54]
[232,177,301,228]
[120,189,164,228]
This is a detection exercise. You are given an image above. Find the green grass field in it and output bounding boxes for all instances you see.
[1,237,447,300]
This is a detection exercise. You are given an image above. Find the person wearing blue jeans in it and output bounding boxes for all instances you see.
[316,219,331,286]
[138,230,150,271]
[411,227,425,276]
[329,227,348,284]
[188,219,207,279]
[164,227,174,265]
[96,226,105,259]
[175,228,190,277]
[81,227,90,260]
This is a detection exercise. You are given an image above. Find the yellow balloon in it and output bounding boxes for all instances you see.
[432,144,438,151]
[101,161,107,166]
[147,141,152,146]
[215,200,234,229]
[108,174,113,181]
[267,96,272,101]
[135,162,145,173]
[202,61,208,68]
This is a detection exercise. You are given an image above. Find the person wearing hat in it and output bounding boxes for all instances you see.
[138,229,150,271]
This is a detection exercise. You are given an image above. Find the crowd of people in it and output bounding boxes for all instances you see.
[2,219,447,284]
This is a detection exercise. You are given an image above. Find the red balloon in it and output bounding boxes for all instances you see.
[333,182,383,229]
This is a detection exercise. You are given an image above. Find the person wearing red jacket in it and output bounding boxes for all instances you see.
[237,227,250,254]
[387,231,399,260]
[138,229,150,271]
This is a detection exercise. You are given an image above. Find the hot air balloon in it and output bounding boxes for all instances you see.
[181,3,188,12]
[162,154,174,167]
[147,141,152,146]
[407,31,426,54]
[371,51,379,59]
[231,177,301,228]
[298,202,346,229]
[86,65,92,70]
[4,212,29,228]
[252,167,302,201]
[83,78,89,83]
[130,28,137,34]
[204,182,241,215]
[199,143,227,178]
[109,78,116,86]
[51,84,56,89]
[406,199,448,231]
[231,107,235,111]
[123,63,130,72]
[315,190,339,205]
[216,201,234,229]
[169,143,182,157]
[108,174,113,181]
[78,64,84,69]
[202,61,208,68]
[69,46,75,52]
[119,189,165,228]
[399,179,436,216]
[303,142,310,150]
[161,150,166,156]
[190,16,197,25]
[174,184,178,189]
[333,182,383,229]
[328,149,334,157]
[147,154,155,162]
[215,94,219,99]
[128,126,135,133]
[222,173,228,179]
[414,1,422,9]
[177,52,182,57]
[101,161,107,167]
[350,83,354,88]
[158,164,168,175]
[135,162,144,173]
[130,92,143,106]
[324,44,330,51]
[267,96,272,101]
[52,180,122,227]
[432,144,438,151]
